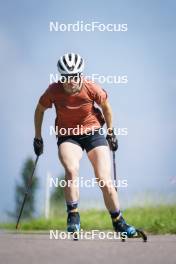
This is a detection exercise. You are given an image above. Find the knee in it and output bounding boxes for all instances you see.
[64,164,79,180]
[100,181,114,196]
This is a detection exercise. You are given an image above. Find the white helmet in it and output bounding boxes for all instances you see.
[57,53,84,75]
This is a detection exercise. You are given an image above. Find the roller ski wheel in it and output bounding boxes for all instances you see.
[67,230,79,241]
[72,231,79,241]
[112,214,147,242]
[121,228,147,242]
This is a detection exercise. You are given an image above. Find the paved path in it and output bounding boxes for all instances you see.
[0,232,176,264]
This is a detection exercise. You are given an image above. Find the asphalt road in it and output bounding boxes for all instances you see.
[0,232,176,264]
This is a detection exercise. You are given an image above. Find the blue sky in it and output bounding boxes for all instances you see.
[0,0,176,220]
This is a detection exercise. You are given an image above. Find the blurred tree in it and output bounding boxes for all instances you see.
[14,157,39,219]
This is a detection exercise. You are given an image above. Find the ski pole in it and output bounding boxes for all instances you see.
[16,155,39,229]
[112,151,117,191]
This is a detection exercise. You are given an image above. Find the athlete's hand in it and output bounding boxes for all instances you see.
[106,129,118,151]
[33,138,43,156]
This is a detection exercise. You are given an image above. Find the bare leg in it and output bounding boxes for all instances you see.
[58,142,83,203]
[87,146,120,212]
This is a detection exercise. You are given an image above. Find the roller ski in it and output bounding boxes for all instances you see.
[67,212,80,241]
[108,146,147,242]
[112,214,147,242]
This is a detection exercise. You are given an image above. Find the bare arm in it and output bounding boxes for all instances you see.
[34,103,47,139]
[101,100,118,151]
[100,99,113,131]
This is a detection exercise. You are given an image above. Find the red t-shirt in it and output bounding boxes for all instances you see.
[39,78,107,136]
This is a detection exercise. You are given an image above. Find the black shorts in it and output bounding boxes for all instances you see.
[57,130,108,152]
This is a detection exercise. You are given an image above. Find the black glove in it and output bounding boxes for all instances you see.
[33,138,43,156]
[106,129,118,151]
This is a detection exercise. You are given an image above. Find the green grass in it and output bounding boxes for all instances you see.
[1,205,176,234]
